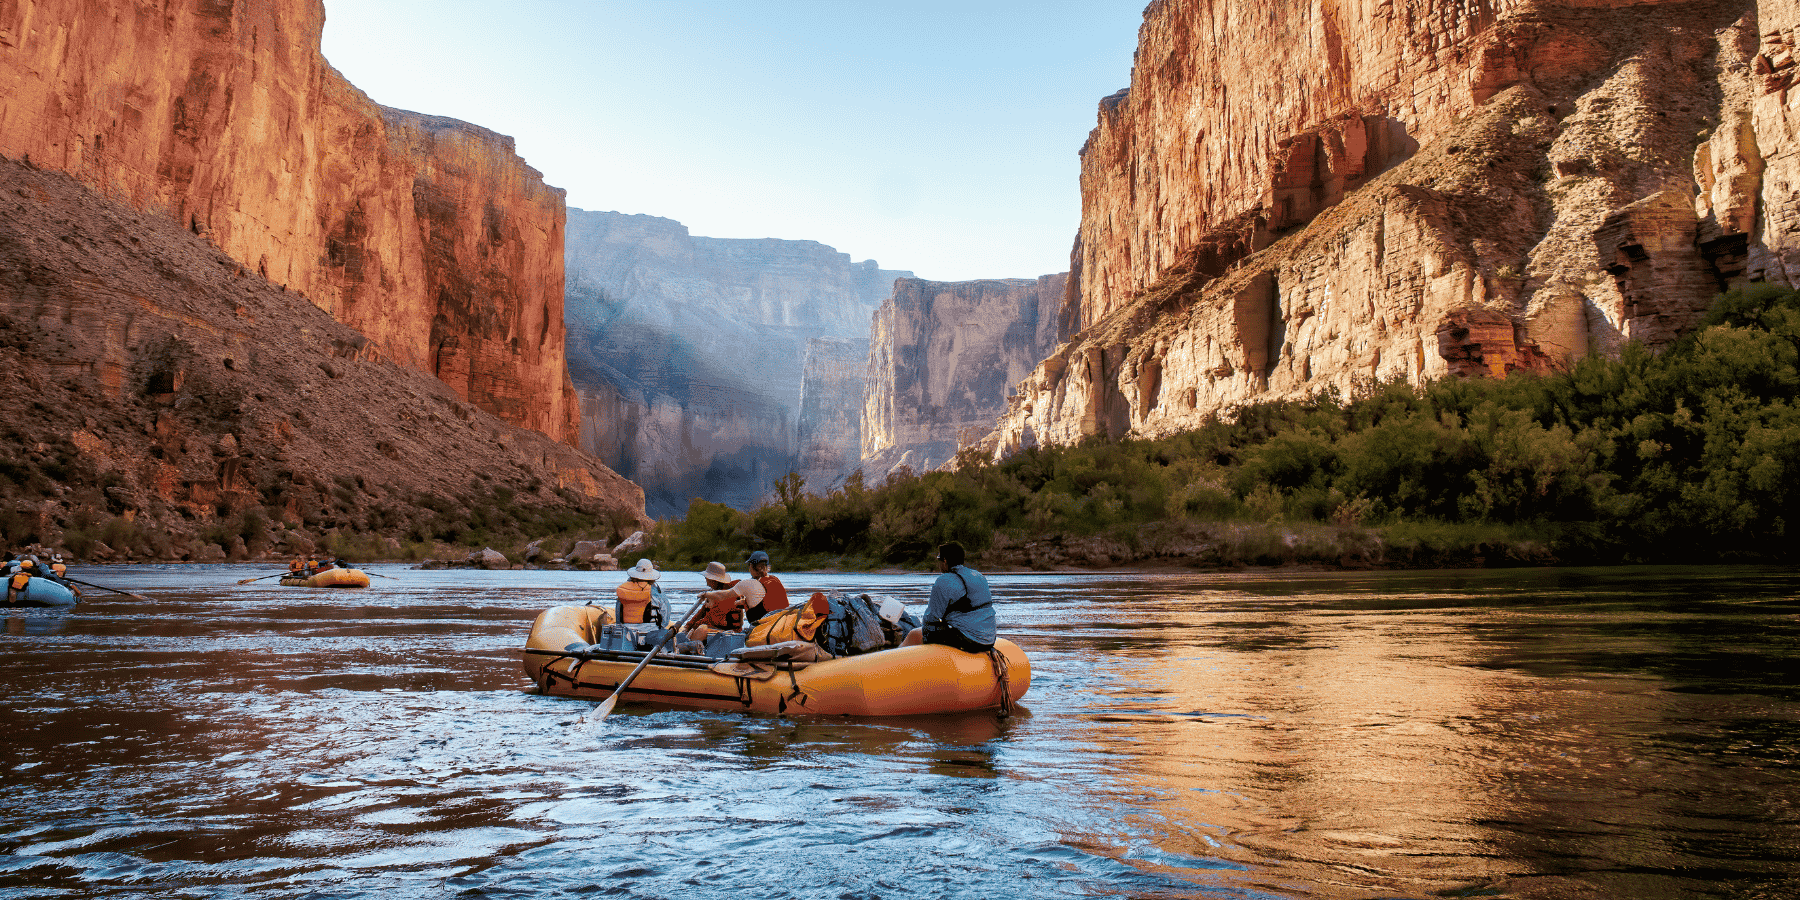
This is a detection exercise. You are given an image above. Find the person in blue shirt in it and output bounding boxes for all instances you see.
[901,541,995,653]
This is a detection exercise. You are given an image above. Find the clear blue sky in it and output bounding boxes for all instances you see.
[320,1,1146,282]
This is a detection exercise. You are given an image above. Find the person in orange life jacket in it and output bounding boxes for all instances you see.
[900,541,995,653]
[678,560,763,650]
[614,558,667,625]
[288,558,305,575]
[50,554,66,578]
[743,550,789,625]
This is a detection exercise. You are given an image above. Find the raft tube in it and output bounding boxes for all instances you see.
[4,575,79,607]
[278,568,372,588]
[522,604,1029,717]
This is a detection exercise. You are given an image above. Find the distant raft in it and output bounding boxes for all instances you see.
[279,568,371,588]
[521,604,1029,717]
[4,574,80,607]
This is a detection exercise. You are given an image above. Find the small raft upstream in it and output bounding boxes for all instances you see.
[279,568,371,588]
[4,574,79,607]
[522,604,1029,717]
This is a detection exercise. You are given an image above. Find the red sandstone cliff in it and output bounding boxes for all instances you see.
[983,0,1797,457]
[0,0,576,443]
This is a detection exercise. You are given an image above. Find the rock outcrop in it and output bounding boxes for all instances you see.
[0,156,646,560]
[981,0,1791,458]
[564,209,909,516]
[0,0,576,443]
[863,275,1066,476]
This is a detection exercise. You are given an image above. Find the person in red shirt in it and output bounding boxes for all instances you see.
[744,550,789,625]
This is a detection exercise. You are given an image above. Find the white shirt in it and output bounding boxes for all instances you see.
[730,577,765,608]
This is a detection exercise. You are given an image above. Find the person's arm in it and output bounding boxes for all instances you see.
[923,573,959,626]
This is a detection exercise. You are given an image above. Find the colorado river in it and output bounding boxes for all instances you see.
[3,564,1797,898]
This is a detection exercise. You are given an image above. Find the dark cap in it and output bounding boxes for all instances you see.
[746,550,770,565]
[936,541,965,567]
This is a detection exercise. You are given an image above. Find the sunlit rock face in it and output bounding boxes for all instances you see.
[564,210,908,517]
[862,275,1067,477]
[0,0,576,443]
[980,0,1791,458]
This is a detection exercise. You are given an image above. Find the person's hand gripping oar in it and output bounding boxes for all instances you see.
[586,592,710,724]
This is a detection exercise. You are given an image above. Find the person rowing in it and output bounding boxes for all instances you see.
[900,541,995,653]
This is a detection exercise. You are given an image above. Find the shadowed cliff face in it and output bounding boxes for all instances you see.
[564,210,909,517]
[0,0,575,443]
[863,275,1066,477]
[980,0,1794,459]
[0,157,645,559]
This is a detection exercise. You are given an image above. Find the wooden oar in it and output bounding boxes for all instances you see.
[59,577,149,601]
[587,593,710,724]
[235,571,289,585]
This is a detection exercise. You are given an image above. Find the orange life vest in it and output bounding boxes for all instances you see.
[756,575,790,614]
[695,582,744,630]
[51,562,66,577]
[615,581,655,623]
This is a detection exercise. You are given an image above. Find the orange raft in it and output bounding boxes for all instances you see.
[278,568,371,588]
[521,604,1029,717]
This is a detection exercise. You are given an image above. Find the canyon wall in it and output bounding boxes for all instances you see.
[0,0,576,442]
[981,0,1794,458]
[794,338,870,492]
[564,210,909,516]
[863,275,1067,477]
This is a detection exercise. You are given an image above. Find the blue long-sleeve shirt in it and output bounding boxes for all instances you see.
[924,565,995,646]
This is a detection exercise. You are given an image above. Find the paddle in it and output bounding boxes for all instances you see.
[59,577,149,601]
[364,571,399,580]
[587,592,711,724]
[235,571,290,585]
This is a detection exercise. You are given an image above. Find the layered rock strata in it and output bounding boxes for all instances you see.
[564,210,909,516]
[982,0,1788,458]
[863,275,1067,476]
[0,0,576,442]
[0,156,645,559]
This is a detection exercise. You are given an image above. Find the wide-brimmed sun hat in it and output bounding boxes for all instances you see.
[627,559,661,581]
[702,561,730,582]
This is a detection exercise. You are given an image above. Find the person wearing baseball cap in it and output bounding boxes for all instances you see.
[744,550,789,625]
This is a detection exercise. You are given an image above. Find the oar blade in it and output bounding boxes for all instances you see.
[588,694,620,723]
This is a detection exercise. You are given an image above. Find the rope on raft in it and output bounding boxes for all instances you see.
[987,646,1013,718]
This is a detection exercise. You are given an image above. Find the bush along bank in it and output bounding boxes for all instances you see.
[640,285,1800,571]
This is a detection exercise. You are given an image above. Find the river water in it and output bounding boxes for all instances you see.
[2,564,1797,899]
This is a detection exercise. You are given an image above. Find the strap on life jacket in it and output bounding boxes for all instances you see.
[946,567,992,615]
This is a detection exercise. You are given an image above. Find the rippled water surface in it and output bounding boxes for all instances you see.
[3,564,1799,899]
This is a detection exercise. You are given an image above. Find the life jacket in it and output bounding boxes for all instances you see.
[9,572,29,591]
[51,562,66,577]
[695,583,744,630]
[615,580,656,624]
[289,559,304,572]
[755,575,790,614]
[745,592,830,647]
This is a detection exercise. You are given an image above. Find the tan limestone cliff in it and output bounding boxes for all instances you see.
[982,0,1789,459]
[0,0,575,443]
[863,275,1067,476]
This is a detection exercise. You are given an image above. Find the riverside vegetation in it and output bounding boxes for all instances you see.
[645,285,1800,571]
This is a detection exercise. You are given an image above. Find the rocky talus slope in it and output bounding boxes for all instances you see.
[0,0,577,442]
[978,0,1795,458]
[0,156,646,561]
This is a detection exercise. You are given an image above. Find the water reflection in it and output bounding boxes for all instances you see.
[2,565,1798,898]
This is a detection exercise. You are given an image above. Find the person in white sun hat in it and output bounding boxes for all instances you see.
[614,558,668,625]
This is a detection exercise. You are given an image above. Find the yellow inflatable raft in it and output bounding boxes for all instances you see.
[522,604,1029,717]
[278,568,371,588]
